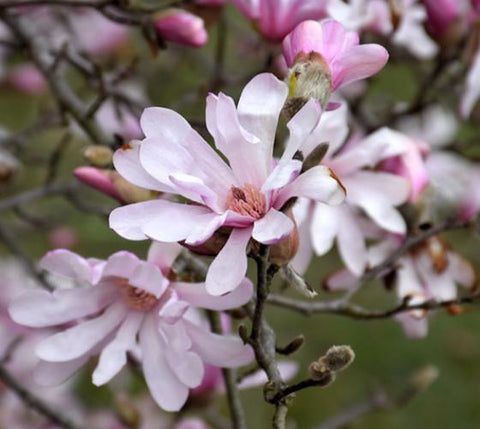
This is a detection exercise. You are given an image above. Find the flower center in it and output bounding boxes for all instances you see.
[226,184,266,219]
[119,282,158,311]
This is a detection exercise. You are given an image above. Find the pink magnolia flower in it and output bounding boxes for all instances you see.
[326,0,392,35]
[291,105,412,275]
[282,19,389,91]
[396,105,480,219]
[422,0,463,38]
[325,235,476,338]
[9,243,254,411]
[231,0,328,42]
[109,73,346,295]
[154,10,208,47]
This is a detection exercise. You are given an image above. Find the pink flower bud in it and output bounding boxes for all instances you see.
[282,20,389,92]
[74,166,123,202]
[48,226,77,249]
[422,0,460,38]
[154,10,208,47]
[8,64,46,96]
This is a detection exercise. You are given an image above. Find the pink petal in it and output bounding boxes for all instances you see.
[185,320,254,367]
[336,209,368,275]
[173,278,253,310]
[113,140,170,192]
[92,312,144,385]
[165,348,204,388]
[205,227,252,295]
[129,261,168,298]
[34,356,90,386]
[147,241,183,274]
[36,301,127,362]
[276,165,346,208]
[9,283,117,328]
[139,315,189,411]
[102,251,140,279]
[310,203,339,255]
[343,172,408,233]
[40,249,93,283]
[324,268,359,292]
[237,73,288,177]
[331,44,388,90]
[252,208,294,245]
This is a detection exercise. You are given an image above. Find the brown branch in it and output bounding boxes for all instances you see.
[267,292,480,319]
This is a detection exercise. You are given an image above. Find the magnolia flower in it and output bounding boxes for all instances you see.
[396,105,480,219]
[325,235,476,338]
[291,105,411,275]
[282,19,389,91]
[8,64,46,96]
[9,243,254,411]
[110,73,346,295]
[231,0,328,42]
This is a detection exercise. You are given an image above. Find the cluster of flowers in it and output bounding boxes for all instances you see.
[3,0,480,425]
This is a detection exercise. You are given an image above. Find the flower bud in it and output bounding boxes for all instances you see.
[308,361,335,386]
[269,210,299,265]
[74,166,123,202]
[321,345,355,372]
[280,264,317,298]
[83,145,114,167]
[8,64,47,96]
[109,170,153,203]
[154,9,208,47]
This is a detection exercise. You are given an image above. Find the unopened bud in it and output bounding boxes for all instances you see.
[109,171,153,203]
[83,145,114,167]
[408,364,439,393]
[308,361,335,386]
[74,166,123,202]
[114,395,141,429]
[154,9,208,47]
[277,335,305,355]
[322,345,355,372]
[269,210,299,265]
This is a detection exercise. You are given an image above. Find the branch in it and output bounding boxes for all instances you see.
[0,10,111,146]
[267,292,480,319]
[0,364,88,429]
[207,311,247,429]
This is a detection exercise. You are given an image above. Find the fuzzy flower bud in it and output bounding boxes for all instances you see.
[282,20,389,110]
[321,345,355,372]
[154,9,208,47]
[83,145,114,167]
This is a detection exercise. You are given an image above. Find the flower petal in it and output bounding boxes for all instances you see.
[252,209,294,245]
[185,320,254,367]
[36,301,127,362]
[40,249,93,283]
[139,315,189,411]
[205,227,252,296]
[9,283,117,328]
[174,278,253,310]
[92,312,144,386]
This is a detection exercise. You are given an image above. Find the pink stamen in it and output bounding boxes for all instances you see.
[226,184,266,219]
